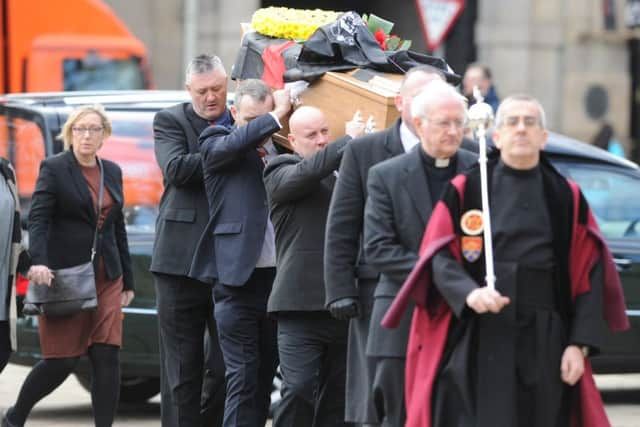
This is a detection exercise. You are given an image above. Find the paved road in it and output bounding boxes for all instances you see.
[0,364,160,426]
[596,374,640,427]
[1,363,638,426]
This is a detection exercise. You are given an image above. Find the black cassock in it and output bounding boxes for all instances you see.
[430,160,605,427]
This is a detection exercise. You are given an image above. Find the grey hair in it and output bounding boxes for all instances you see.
[400,65,446,95]
[495,94,547,129]
[185,54,226,85]
[410,79,468,120]
[234,79,272,105]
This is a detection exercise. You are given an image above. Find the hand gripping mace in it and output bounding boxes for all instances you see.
[467,87,496,290]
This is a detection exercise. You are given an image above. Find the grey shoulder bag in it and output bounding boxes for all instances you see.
[23,159,103,317]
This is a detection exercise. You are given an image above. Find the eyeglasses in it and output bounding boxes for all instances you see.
[503,116,539,128]
[72,127,104,135]
[427,118,465,131]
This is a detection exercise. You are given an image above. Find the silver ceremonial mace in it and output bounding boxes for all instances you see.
[467,86,496,290]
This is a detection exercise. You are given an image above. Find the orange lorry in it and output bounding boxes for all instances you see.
[0,0,153,93]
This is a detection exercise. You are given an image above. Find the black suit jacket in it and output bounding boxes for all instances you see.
[323,120,404,307]
[362,146,477,356]
[191,114,280,286]
[151,102,213,277]
[28,151,134,290]
[264,137,349,313]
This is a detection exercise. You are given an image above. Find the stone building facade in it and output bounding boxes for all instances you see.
[476,0,636,155]
[104,0,259,89]
[105,0,638,157]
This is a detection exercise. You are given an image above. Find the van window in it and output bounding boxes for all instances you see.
[0,110,47,202]
[98,110,161,231]
[63,57,145,91]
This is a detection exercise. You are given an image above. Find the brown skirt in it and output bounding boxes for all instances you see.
[38,261,123,358]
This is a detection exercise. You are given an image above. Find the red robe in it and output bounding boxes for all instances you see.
[382,174,629,427]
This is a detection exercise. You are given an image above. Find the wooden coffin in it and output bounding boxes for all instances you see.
[274,69,403,150]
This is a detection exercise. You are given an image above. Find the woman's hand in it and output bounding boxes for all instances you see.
[121,290,135,307]
[27,265,54,286]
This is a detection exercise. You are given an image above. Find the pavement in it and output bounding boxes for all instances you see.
[594,374,640,427]
[0,363,159,426]
[0,362,638,426]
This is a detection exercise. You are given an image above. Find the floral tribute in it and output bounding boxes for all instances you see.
[250,7,411,51]
[251,7,340,41]
[362,13,411,51]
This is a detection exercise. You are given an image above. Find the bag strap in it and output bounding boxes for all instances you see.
[91,158,104,262]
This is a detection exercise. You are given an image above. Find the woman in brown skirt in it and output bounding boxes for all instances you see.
[3,105,135,427]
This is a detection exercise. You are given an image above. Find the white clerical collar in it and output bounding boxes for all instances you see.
[400,122,420,153]
[421,148,452,168]
[435,158,450,168]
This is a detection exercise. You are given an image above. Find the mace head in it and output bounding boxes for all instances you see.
[467,85,494,131]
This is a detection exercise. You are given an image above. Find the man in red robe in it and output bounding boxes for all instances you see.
[383,94,629,427]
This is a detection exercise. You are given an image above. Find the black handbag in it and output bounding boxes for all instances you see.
[23,158,104,317]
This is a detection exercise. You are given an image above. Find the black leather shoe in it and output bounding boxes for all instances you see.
[2,408,19,427]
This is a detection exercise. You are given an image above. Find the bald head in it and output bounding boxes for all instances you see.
[399,66,445,96]
[289,106,324,134]
[395,67,446,133]
[288,106,331,158]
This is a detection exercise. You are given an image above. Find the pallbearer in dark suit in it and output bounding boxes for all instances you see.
[323,65,449,426]
[195,79,291,427]
[264,106,364,427]
[363,80,477,426]
[151,54,231,427]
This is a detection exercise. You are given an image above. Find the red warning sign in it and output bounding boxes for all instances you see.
[415,0,465,51]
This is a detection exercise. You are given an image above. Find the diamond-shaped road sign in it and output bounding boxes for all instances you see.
[415,0,465,51]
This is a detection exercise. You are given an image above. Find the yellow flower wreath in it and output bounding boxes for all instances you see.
[251,7,340,41]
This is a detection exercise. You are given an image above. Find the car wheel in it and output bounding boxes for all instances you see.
[75,373,160,403]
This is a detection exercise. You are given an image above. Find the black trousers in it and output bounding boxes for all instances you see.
[154,273,226,427]
[202,325,227,426]
[0,320,11,374]
[273,311,351,427]
[371,357,406,427]
[213,268,278,427]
